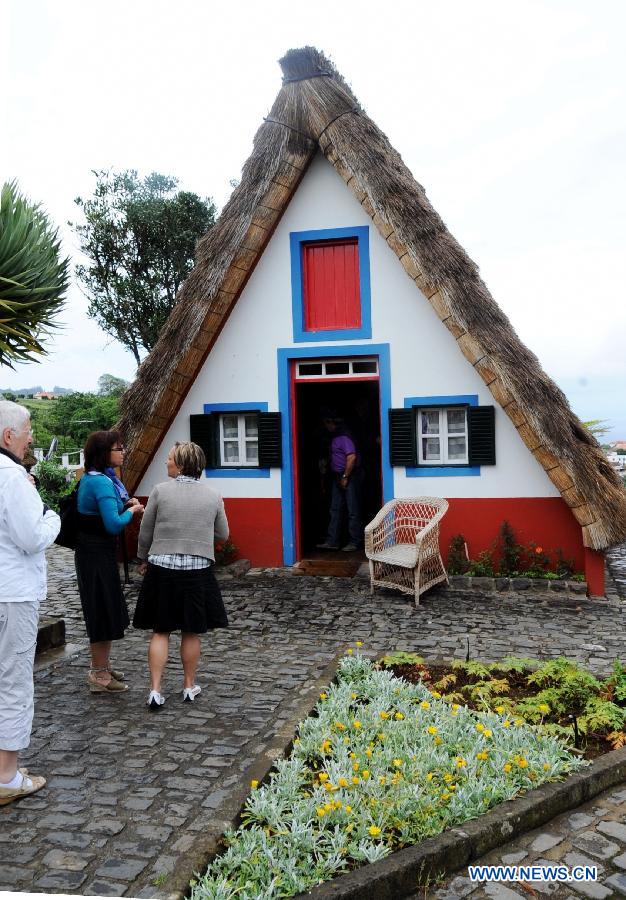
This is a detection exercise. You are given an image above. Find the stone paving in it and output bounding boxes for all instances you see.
[1,546,625,897]
[424,784,626,900]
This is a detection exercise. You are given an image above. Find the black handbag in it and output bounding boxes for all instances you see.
[55,484,79,550]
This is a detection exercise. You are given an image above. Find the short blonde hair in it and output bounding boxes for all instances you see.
[173,441,206,478]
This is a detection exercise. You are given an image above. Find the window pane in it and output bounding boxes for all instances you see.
[352,360,377,374]
[245,441,259,463]
[325,361,350,375]
[222,415,238,439]
[421,410,440,435]
[244,415,258,437]
[423,437,440,460]
[447,436,467,461]
[299,363,323,376]
[446,408,466,433]
[223,441,239,463]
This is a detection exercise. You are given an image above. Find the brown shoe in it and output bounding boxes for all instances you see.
[0,773,46,806]
[88,673,128,693]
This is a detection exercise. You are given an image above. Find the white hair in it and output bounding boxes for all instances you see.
[0,400,30,438]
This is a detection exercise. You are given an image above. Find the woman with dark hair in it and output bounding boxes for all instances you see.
[76,430,144,692]
[134,441,229,709]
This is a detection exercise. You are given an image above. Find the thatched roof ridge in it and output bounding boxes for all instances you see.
[119,46,626,550]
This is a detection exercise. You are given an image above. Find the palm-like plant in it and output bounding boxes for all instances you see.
[0,181,69,368]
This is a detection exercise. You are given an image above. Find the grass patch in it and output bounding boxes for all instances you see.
[192,650,585,900]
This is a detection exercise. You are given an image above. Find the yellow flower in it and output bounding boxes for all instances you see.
[338,777,348,787]
[434,736,443,745]
[365,749,373,758]
[347,648,354,655]
[345,805,352,814]
[332,800,342,809]
[443,772,453,783]
[368,825,382,837]
[503,763,512,773]
[420,701,431,710]
[538,703,550,714]
[451,704,460,712]
[431,691,441,699]
[378,732,386,741]
[317,807,327,817]
[476,723,485,733]
[352,761,360,771]
[426,773,434,781]
[455,757,467,768]
[324,802,333,812]
[393,758,403,767]
[483,729,493,738]
[495,705,505,714]
[517,758,528,769]
[324,782,336,792]
[362,770,370,780]
[353,720,362,729]
[351,693,358,700]
[543,763,551,771]
[356,640,363,647]
[503,720,511,728]
[344,736,350,744]
[379,710,389,720]
[427,726,438,735]
[476,751,488,761]
[379,776,386,786]
[349,752,356,759]
[335,721,346,731]
[250,780,259,789]
[441,792,451,801]
[319,693,328,701]
[351,776,360,785]
[395,712,405,720]
[515,718,525,726]
[320,739,332,752]
[319,773,329,782]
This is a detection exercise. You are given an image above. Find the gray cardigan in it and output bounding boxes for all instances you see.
[138,479,229,561]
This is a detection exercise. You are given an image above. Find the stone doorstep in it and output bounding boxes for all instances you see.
[35,616,65,655]
[136,648,626,900]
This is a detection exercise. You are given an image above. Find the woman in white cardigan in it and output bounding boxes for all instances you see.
[134,441,229,709]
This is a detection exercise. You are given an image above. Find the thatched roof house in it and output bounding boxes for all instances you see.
[119,46,626,557]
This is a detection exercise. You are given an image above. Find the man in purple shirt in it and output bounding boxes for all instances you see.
[316,414,364,552]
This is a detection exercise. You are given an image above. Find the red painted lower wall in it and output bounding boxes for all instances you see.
[124,493,603,594]
[222,498,283,568]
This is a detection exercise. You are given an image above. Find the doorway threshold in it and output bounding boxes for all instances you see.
[293,558,368,578]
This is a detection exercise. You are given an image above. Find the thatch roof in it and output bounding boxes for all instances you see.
[119,46,626,551]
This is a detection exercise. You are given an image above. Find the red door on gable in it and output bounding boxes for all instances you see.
[302,239,361,331]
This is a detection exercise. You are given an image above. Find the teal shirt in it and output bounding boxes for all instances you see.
[77,473,133,535]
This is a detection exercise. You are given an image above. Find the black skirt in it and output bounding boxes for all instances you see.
[75,532,129,643]
[133,563,228,634]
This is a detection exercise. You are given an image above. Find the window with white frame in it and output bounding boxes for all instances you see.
[219,413,259,466]
[417,407,468,465]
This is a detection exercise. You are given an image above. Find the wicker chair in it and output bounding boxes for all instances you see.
[364,497,449,605]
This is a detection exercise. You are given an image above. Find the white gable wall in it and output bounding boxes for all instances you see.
[137,154,559,500]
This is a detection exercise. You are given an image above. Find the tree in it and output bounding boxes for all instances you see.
[71,170,216,365]
[0,181,69,369]
[584,419,611,438]
[47,392,120,447]
[98,373,130,397]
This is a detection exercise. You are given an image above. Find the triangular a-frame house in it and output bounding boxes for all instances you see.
[119,47,626,593]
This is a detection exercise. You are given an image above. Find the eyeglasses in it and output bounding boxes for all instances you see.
[111,446,125,452]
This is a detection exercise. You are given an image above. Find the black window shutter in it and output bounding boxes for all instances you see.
[258,412,282,468]
[468,405,496,465]
[389,408,417,466]
[190,413,218,468]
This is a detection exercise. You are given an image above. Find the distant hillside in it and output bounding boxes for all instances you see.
[0,386,43,396]
[52,386,75,395]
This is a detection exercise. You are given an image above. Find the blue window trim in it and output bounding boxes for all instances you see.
[289,226,372,343]
[202,402,270,478]
[404,394,480,477]
[278,343,393,565]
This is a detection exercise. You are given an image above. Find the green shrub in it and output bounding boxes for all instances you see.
[447,534,469,575]
[35,459,74,512]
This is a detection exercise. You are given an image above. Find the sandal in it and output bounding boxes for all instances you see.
[88,669,128,693]
[0,772,46,806]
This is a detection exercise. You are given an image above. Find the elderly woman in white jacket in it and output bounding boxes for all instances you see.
[0,401,60,806]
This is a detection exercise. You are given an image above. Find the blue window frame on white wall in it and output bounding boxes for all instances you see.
[289,226,372,343]
[405,395,480,477]
[202,402,270,478]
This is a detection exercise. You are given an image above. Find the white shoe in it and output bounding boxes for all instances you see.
[147,690,165,709]
[182,685,201,702]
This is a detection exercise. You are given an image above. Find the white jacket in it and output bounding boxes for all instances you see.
[0,452,61,603]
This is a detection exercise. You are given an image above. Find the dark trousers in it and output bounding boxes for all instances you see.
[326,469,364,547]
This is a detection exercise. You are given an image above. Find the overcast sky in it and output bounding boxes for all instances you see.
[2,0,625,439]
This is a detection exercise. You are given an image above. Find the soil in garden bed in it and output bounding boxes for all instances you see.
[385,661,621,760]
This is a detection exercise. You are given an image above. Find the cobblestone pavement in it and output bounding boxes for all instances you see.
[1,547,625,897]
[425,784,626,900]
[607,543,626,603]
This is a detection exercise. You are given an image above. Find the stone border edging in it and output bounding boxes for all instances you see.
[35,616,65,655]
[447,575,588,596]
[295,746,626,900]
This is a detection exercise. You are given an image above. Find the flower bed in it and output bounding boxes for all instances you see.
[191,651,586,900]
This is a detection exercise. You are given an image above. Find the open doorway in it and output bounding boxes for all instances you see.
[294,376,382,559]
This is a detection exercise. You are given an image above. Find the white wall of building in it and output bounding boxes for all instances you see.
[138,154,559,500]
